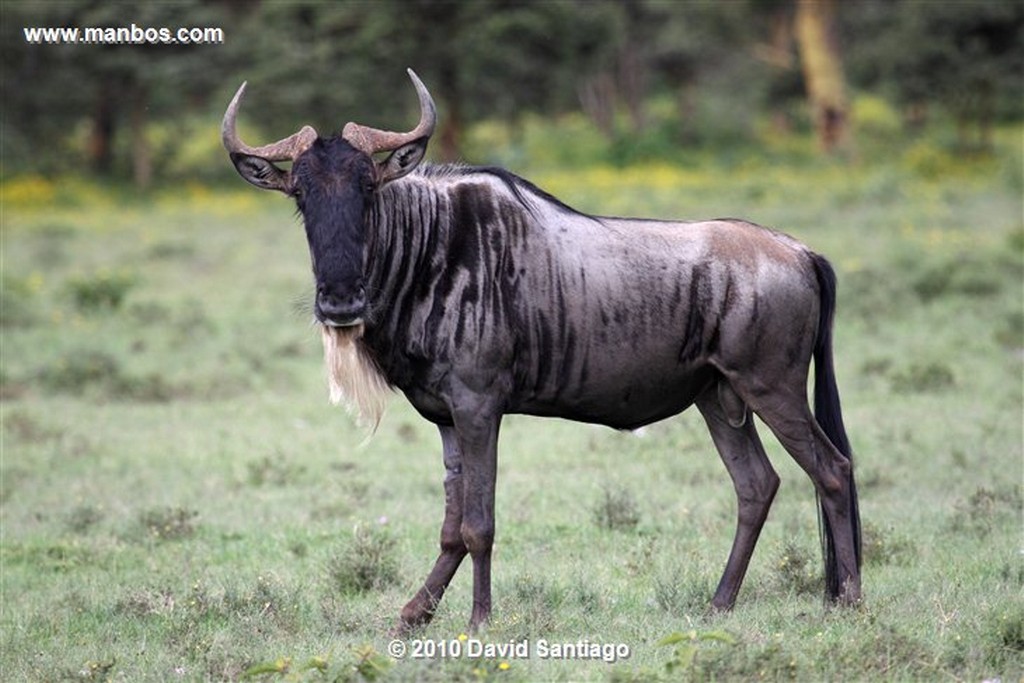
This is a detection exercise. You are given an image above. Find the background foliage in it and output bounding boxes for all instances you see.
[3,0,1022,183]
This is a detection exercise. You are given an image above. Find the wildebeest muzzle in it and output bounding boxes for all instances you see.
[316,281,366,327]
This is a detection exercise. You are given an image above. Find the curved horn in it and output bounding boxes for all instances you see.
[221,82,318,161]
[342,69,436,155]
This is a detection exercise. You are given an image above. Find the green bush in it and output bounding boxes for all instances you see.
[1,276,39,327]
[36,349,174,401]
[67,270,137,311]
[138,506,199,542]
[326,524,399,595]
[950,486,1023,537]
[38,350,121,394]
[861,521,917,566]
[593,484,641,531]
[891,361,956,393]
[772,541,822,596]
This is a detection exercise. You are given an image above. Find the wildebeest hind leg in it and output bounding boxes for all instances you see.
[696,382,780,611]
[397,426,468,632]
[744,386,862,605]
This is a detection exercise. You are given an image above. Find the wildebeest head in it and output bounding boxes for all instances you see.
[222,69,436,327]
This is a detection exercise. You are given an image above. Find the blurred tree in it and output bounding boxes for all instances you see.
[751,1,805,136]
[226,1,616,161]
[644,0,765,145]
[794,0,849,153]
[3,0,231,185]
[2,1,93,175]
[577,1,766,148]
[462,1,618,140]
[3,0,1021,183]
[844,0,1023,150]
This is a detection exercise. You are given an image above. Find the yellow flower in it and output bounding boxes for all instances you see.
[498,661,511,671]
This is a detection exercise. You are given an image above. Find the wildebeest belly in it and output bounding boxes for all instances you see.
[512,359,718,431]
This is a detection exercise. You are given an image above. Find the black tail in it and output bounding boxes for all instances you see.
[810,253,862,600]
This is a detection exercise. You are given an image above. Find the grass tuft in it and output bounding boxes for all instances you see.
[4,541,101,572]
[652,569,713,617]
[853,622,931,678]
[988,609,1024,667]
[1,275,39,327]
[246,453,307,487]
[500,573,566,634]
[593,484,641,531]
[77,657,118,681]
[114,587,176,618]
[3,409,63,442]
[890,361,956,393]
[38,350,121,394]
[771,541,822,596]
[36,349,176,401]
[912,258,1004,302]
[326,524,399,595]
[658,629,740,679]
[67,270,137,311]
[950,485,1023,537]
[65,504,105,534]
[138,506,199,542]
[861,521,918,566]
[995,310,1024,349]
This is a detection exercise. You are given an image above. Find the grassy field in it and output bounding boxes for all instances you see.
[2,129,1022,681]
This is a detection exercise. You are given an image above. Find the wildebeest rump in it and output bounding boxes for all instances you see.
[222,70,862,631]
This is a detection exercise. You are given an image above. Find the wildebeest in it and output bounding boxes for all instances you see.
[222,69,862,632]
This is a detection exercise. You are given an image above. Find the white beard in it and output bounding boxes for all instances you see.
[320,323,390,431]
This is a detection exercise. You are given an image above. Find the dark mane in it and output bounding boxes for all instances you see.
[418,163,588,217]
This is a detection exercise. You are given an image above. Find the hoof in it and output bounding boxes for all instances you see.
[838,580,863,607]
[825,578,863,609]
[393,612,431,638]
[390,619,412,638]
[398,595,437,635]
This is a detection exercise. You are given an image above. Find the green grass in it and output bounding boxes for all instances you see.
[2,128,1022,681]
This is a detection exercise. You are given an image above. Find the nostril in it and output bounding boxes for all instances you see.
[316,285,366,324]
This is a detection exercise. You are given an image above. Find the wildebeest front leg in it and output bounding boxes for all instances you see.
[398,426,468,631]
[697,382,780,611]
[452,404,501,631]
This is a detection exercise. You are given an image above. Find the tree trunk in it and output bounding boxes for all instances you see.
[618,40,647,133]
[435,62,462,163]
[130,84,152,189]
[676,81,697,144]
[579,73,617,139]
[90,83,116,175]
[437,96,463,163]
[618,1,650,134]
[794,0,850,153]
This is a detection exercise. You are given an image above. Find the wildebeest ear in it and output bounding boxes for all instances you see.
[230,153,291,193]
[375,138,428,185]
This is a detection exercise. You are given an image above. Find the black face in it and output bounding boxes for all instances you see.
[290,138,376,327]
[228,122,428,327]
